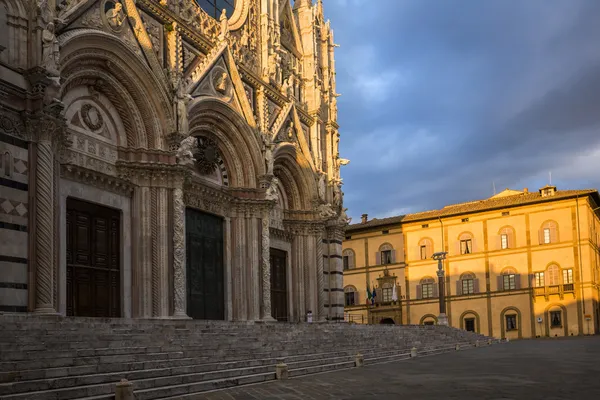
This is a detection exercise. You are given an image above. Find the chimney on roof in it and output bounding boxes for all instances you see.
[523,188,529,193]
[361,214,368,224]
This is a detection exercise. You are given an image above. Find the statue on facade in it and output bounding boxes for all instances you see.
[176,135,197,166]
[41,22,60,75]
[214,72,228,94]
[106,2,125,29]
[265,177,279,201]
[286,121,295,140]
[317,172,326,201]
[317,203,336,219]
[174,77,192,135]
[333,183,342,209]
[264,141,274,175]
[43,76,62,106]
[338,207,351,225]
[218,9,229,41]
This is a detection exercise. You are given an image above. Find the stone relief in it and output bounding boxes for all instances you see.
[194,136,219,175]
[317,203,336,219]
[41,22,60,75]
[265,177,279,202]
[174,76,192,135]
[317,172,326,202]
[176,135,197,166]
[81,104,104,132]
[105,1,126,31]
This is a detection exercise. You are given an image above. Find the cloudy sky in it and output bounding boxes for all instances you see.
[324,0,600,222]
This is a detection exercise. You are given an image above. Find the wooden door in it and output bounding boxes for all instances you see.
[66,198,120,317]
[270,248,288,321]
[185,209,224,320]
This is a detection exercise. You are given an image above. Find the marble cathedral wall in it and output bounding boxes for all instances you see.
[0,0,349,321]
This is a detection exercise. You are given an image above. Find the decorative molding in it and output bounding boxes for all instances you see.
[60,163,134,196]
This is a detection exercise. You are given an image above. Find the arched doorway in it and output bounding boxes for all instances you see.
[380,318,395,324]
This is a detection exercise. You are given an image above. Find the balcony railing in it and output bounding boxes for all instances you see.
[533,284,575,299]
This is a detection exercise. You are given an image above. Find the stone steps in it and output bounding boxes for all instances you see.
[0,315,497,399]
[0,345,434,399]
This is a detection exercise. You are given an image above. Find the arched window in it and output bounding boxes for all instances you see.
[457,272,479,295]
[547,264,560,286]
[418,238,433,260]
[376,243,395,265]
[196,0,236,20]
[499,267,520,291]
[539,220,559,244]
[344,285,358,306]
[498,226,515,250]
[342,249,355,270]
[458,232,474,255]
[417,277,437,299]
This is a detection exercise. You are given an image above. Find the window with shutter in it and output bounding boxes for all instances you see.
[462,279,474,294]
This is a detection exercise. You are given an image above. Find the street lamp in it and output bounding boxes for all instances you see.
[432,251,448,326]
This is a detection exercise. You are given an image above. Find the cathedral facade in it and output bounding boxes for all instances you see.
[0,0,349,322]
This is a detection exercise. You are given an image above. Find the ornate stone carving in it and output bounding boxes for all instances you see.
[105,1,126,31]
[317,203,336,219]
[218,9,229,42]
[317,172,326,202]
[172,187,188,318]
[213,71,229,94]
[81,104,104,131]
[265,177,279,202]
[41,22,60,75]
[261,214,273,320]
[176,135,197,166]
[174,75,192,135]
[194,136,219,175]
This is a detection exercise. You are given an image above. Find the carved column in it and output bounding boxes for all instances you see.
[172,187,188,318]
[152,187,170,317]
[224,217,233,321]
[29,106,65,315]
[316,230,326,321]
[33,134,56,314]
[261,213,274,320]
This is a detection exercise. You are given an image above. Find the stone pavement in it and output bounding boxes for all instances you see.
[196,336,600,400]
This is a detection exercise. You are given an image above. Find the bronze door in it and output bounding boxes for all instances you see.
[270,248,288,321]
[185,209,224,320]
[66,198,120,317]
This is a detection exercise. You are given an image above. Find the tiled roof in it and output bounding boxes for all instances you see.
[346,189,599,232]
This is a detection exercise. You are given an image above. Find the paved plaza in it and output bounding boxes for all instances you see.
[198,336,600,400]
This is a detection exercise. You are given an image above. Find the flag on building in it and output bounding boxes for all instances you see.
[392,283,398,302]
[366,282,372,304]
[371,287,376,305]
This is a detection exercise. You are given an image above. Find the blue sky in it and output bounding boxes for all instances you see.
[323,0,600,222]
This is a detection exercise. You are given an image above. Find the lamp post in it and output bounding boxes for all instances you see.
[432,251,448,326]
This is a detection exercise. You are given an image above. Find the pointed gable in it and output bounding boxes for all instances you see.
[279,0,303,58]
[186,43,257,128]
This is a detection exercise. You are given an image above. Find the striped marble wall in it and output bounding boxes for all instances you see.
[0,132,29,313]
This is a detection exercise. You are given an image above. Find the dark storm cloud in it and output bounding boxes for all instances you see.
[326,0,600,221]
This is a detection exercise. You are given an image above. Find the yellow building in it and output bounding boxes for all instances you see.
[343,186,600,339]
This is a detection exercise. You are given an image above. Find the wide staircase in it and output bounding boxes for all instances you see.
[0,315,498,400]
